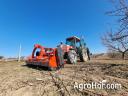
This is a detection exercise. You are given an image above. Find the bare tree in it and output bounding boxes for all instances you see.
[107,50,117,58]
[102,0,128,59]
[106,0,128,39]
[101,29,128,59]
[0,56,4,59]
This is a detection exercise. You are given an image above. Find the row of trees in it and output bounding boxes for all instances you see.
[102,0,128,59]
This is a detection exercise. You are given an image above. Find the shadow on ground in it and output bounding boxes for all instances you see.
[22,64,49,71]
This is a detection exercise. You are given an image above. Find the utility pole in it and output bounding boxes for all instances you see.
[18,44,22,62]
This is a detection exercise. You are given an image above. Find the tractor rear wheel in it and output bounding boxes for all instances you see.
[67,50,77,64]
[80,48,90,62]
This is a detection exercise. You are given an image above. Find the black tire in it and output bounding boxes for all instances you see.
[80,48,90,62]
[87,48,90,60]
[67,50,77,64]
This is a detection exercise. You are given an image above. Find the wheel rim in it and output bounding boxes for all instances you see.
[71,54,77,64]
[68,50,77,64]
[82,50,88,61]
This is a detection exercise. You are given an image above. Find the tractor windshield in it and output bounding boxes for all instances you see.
[66,36,81,48]
[66,40,75,47]
[66,40,80,48]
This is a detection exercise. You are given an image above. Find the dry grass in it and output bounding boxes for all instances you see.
[0,60,127,96]
[88,59,128,64]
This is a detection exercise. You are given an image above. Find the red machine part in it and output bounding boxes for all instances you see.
[59,44,73,53]
[27,44,59,69]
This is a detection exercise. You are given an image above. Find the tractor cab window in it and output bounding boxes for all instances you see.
[66,39,80,48]
[66,40,75,47]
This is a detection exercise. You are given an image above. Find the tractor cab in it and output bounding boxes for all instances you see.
[66,36,81,48]
[66,36,86,49]
[65,36,90,63]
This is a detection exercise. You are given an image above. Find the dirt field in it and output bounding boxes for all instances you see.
[0,60,128,96]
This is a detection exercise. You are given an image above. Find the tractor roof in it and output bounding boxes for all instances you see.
[66,36,80,42]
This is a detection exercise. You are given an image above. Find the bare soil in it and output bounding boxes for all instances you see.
[0,60,128,96]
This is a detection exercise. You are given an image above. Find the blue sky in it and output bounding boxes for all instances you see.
[0,0,117,57]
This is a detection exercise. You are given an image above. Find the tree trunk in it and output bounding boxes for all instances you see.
[122,52,125,60]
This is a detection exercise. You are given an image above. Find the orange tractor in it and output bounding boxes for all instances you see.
[26,36,90,70]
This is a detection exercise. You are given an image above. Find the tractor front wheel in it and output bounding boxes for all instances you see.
[67,50,77,64]
[80,48,90,62]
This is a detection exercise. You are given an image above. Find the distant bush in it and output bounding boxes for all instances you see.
[0,56,4,59]
[91,51,128,60]
[91,53,105,58]
[107,51,128,60]
[107,52,117,58]
[20,56,25,60]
